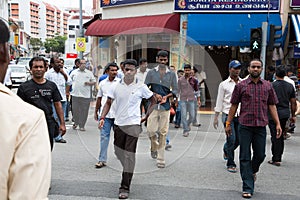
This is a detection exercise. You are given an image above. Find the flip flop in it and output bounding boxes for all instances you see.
[242,192,252,199]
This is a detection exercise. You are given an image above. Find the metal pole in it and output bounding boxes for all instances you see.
[79,0,83,59]
[260,21,268,79]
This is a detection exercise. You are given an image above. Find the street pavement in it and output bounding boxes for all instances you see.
[49,102,300,200]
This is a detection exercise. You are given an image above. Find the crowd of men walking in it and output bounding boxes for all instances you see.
[1,16,299,199]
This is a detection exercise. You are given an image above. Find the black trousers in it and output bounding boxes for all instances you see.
[46,117,59,151]
[269,118,288,162]
[113,125,141,193]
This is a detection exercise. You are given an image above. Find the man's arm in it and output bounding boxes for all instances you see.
[268,104,282,138]
[290,97,297,124]
[213,83,225,129]
[224,104,238,136]
[53,101,66,136]
[141,95,156,123]
[98,97,113,129]
[94,96,102,121]
[65,85,70,99]
[60,68,68,81]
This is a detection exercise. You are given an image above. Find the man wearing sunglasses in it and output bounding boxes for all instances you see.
[225,58,281,199]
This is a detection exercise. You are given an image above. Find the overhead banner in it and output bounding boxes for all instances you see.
[291,0,300,7]
[174,0,280,13]
[101,0,164,7]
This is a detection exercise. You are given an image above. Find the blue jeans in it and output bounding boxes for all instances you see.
[222,113,239,167]
[174,101,181,126]
[98,118,114,162]
[166,134,170,145]
[239,125,266,194]
[52,101,67,141]
[192,100,199,124]
[180,100,195,133]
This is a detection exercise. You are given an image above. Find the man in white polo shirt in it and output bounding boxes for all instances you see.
[99,59,156,199]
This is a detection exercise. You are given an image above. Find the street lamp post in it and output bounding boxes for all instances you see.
[79,0,83,59]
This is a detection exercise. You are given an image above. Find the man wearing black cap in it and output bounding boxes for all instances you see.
[94,62,120,168]
[145,50,178,168]
[213,60,242,173]
[99,59,156,199]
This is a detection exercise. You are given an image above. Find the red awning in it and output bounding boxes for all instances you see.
[85,13,179,36]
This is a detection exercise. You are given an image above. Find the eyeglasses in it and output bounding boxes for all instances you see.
[250,65,262,69]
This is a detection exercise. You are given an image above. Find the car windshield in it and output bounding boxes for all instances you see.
[10,66,27,73]
[17,57,31,65]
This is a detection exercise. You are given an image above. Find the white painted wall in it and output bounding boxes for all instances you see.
[102,1,173,19]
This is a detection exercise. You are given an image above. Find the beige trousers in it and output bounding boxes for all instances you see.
[147,109,170,164]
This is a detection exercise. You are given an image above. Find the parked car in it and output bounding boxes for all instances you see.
[64,58,76,73]
[8,64,31,88]
[17,57,32,70]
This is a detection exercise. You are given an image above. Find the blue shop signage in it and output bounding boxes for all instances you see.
[294,46,300,58]
[174,0,280,12]
[101,0,164,7]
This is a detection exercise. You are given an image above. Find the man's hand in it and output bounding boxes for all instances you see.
[197,100,201,107]
[275,124,282,139]
[225,125,232,137]
[59,68,66,74]
[59,124,66,136]
[213,117,218,129]
[98,119,104,129]
[156,94,163,102]
[160,96,167,104]
[290,116,296,124]
[141,117,146,123]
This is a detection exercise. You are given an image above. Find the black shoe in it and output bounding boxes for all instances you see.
[165,144,172,150]
[56,138,67,143]
[151,151,157,159]
[193,123,201,127]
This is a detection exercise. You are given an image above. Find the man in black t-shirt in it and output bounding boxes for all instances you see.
[17,57,66,150]
[268,65,297,166]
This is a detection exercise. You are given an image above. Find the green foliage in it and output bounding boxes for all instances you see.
[44,35,67,54]
[30,38,43,51]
